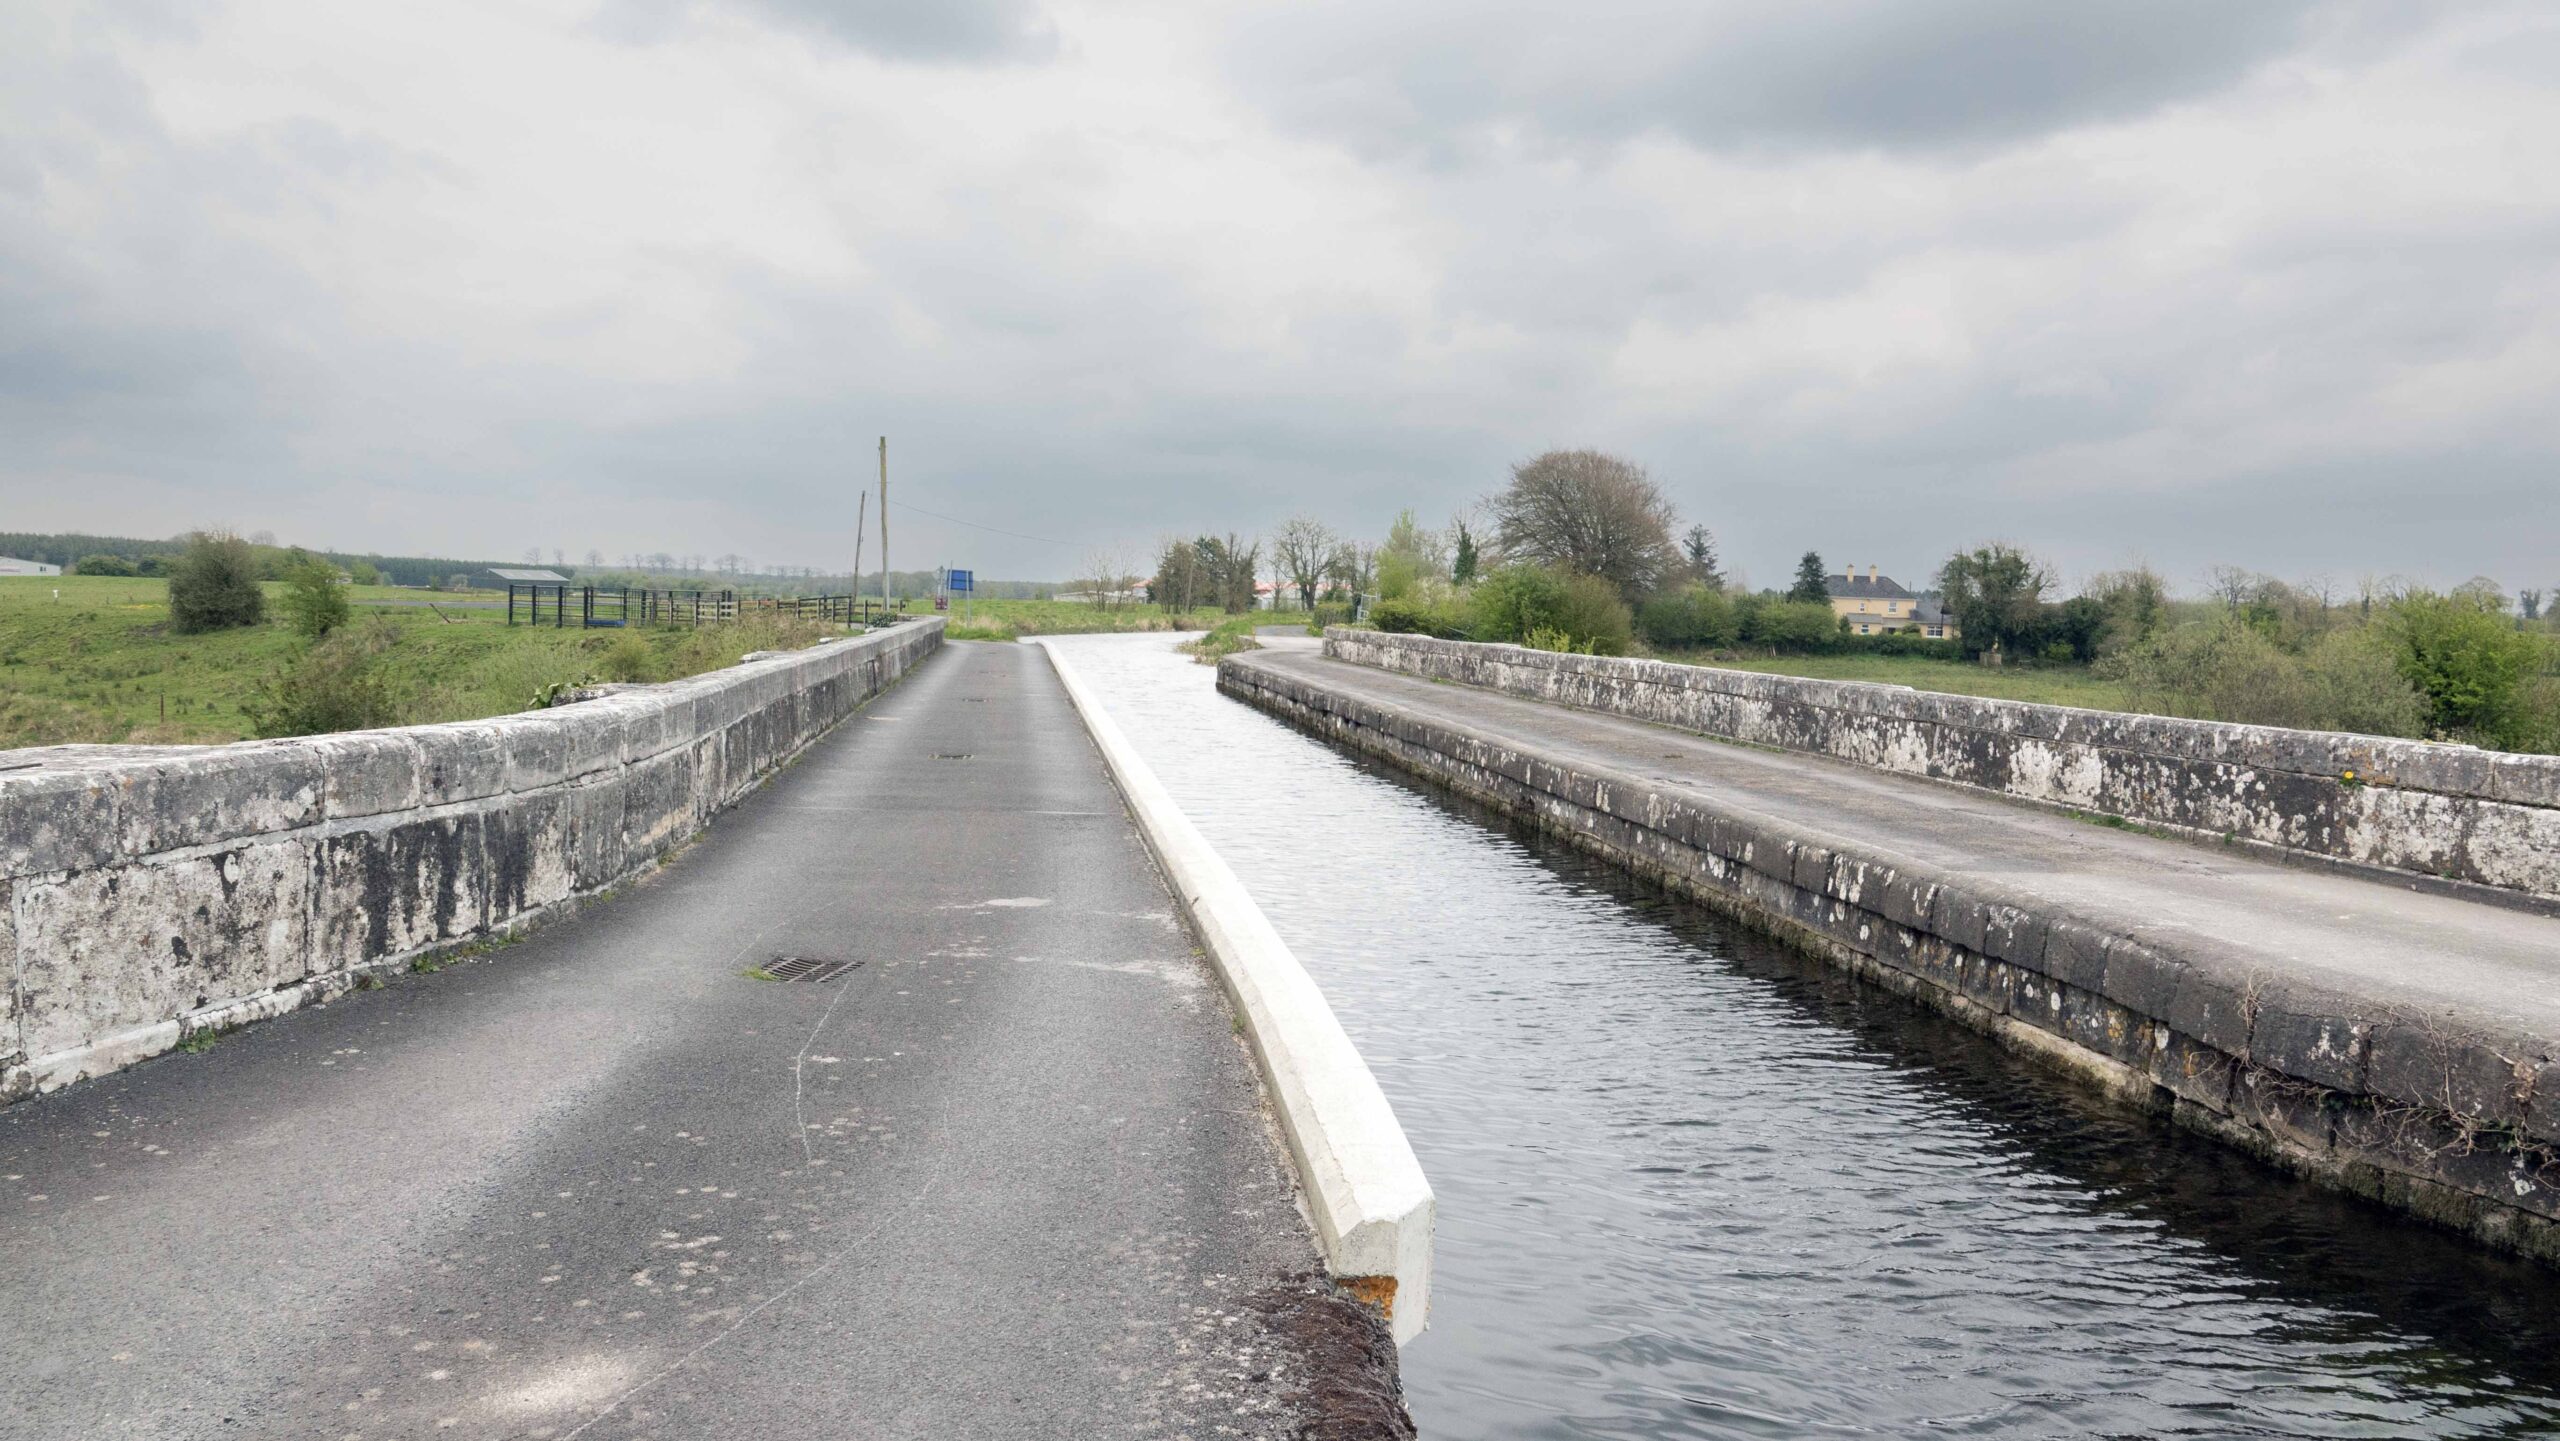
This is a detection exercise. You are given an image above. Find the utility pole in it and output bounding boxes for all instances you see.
[850,491,867,624]
[878,436,890,615]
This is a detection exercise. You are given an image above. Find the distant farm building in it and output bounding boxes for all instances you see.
[0,556,62,576]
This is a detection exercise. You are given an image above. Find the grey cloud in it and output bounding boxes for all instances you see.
[595,0,1055,63]
[1238,0,2321,155]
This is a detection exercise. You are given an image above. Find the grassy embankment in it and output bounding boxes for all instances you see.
[939,599,1223,642]
[0,576,839,748]
[1668,650,2133,710]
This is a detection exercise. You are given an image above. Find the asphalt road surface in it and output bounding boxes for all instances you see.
[0,640,1336,1440]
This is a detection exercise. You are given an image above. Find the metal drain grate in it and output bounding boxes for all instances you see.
[766,955,861,983]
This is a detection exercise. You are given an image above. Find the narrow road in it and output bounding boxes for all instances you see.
[1231,648,2560,1029]
[0,641,1330,1440]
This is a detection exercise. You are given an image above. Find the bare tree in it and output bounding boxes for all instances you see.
[1327,541,1377,615]
[1273,517,1336,612]
[1488,449,1682,598]
[1079,544,1138,612]
[584,549,605,569]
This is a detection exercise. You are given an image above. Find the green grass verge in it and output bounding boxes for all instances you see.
[1664,649,2133,710]
[0,575,848,749]
[921,598,1226,641]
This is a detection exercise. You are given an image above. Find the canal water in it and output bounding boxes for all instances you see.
[1046,634,2560,1440]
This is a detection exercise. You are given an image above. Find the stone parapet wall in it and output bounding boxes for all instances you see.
[1323,629,2560,906]
[1223,651,2560,1269]
[0,619,942,1099]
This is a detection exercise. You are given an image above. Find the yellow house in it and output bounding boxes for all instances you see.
[1824,564,1958,640]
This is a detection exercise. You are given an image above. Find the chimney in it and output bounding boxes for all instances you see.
[1868,565,1877,583]
[1843,564,1853,582]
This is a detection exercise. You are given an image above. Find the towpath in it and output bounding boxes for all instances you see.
[1230,648,2560,1044]
[0,641,1338,1440]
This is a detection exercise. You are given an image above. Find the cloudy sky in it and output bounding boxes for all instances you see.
[4,1,2554,590]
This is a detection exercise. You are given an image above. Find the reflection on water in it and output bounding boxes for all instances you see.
[1048,634,2560,1439]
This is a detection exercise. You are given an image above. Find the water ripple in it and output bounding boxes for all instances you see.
[1051,635,2560,1440]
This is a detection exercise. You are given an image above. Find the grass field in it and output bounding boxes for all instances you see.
[1652,649,2133,710]
[938,598,1223,642]
[0,575,844,749]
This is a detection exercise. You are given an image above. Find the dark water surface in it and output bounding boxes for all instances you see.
[1049,635,2560,1440]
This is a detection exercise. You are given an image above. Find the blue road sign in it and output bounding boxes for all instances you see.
[947,569,974,592]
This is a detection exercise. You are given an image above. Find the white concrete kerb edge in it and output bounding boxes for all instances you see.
[1036,639,1435,1345]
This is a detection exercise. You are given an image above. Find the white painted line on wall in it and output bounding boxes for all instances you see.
[1037,639,1435,1345]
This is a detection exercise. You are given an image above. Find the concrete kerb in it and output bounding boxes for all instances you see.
[1035,639,1436,1345]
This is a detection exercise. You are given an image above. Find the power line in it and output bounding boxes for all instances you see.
[891,499,1068,549]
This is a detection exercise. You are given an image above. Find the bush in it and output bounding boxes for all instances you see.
[1842,631,1966,661]
[2100,615,2432,738]
[600,633,658,683]
[167,532,267,633]
[245,622,402,737]
[72,553,137,577]
[1468,564,1633,655]
[278,553,351,639]
[1637,585,1740,650]
[136,555,171,577]
[2302,627,2433,739]
[347,560,382,586]
[2381,591,2547,745]
[1742,599,1841,651]
[1371,597,1468,639]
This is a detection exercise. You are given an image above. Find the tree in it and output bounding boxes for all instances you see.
[585,549,606,569]
[2084,567,2167,655]
[279,552,351,639]
[1786,552,1831,605]
[1217,534,1262,612]
[1150,536,1207,613]
[1681,525,1722,590]
[2522,589,2544,623]
[1378,510,1443,602]
[347,560,382,586]
[167,531,267,633]
[1272,517,1335,611]
[1938,544,2053,661]
[1487,449,1682,599]
[1327,542,1378,616]
[1451,522,1479,584]
[1467,564,1633,654]
[72,553,137,576]
[2382,589,2546,744]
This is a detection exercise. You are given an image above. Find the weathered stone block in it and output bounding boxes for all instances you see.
[623,747,697,858]
[2230,1066,2334,1156]
[2038,917,2113,992]
[309,813,485,971]
[1978,902,2048,971]
[2163,966,2256,1058]
[2147,1028,2236,1111]
[16,842,314,1059]
[310,731,421,820]
[116,746,321,856]
[0,878,18,1059]
[568,778,628,892]
[485,791,575,924]
[2097,937,2185,1017]
[1932,888,1991,955]
[410,723,507,806]
[0,763,123,877]
[2246,984,2371,1094]
[2365,1018,2541,1127]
